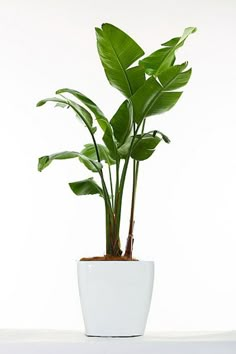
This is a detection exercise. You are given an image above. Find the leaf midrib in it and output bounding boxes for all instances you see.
[143,70,183,118]
[107,35,133,97]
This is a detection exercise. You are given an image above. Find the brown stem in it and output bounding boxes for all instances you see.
[124,159,136,259]
[124,120,146,259]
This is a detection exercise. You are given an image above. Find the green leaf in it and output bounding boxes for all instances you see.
[36,97,95,132]
[131,76,182,124]
[38,96,118,159]
[78,154,103,173]
[131,134,162,161]
[81,144,115,165]
[36,97,66,107]
[110,100,132,147]
[55,102,69,108]
[139,27,196,76]
[118,129,170,159]
[73,102,93,128]
[148,130,171,144]
[117,136,133,158]
[140,48,176,76]
[126,66,146,93]
[38,151,81,172]
[158,62,192,90]
[96,23,145,97]
[69,178,103,197]
[38,151,102,173]
[56,88,108,132]
[100,120,118,160]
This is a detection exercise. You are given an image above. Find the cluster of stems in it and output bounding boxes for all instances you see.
[95,119,146,259]
[66,97,145,259]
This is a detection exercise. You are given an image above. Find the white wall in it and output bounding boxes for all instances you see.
[0,0,235,331]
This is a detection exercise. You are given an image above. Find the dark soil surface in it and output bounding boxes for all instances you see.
[80,255,138,261]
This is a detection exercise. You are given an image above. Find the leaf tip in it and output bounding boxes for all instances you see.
[38,156,50,172]
[95,27,102,36]
[36,100,45,107]
[185,26,197,34]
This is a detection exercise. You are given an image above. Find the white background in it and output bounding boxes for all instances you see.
[0,0,235,332]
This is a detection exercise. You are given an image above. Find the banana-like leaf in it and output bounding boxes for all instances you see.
[79,154,102,172]
[56,88,108,132]
[96,23,145,97]
[37,97,66,107]
[131,76,182,124]
[158,62,192,90]
[38,151,102,173]
[110,100,132,147]
[131,134,162,161]
[36,97,96,132]
[117,137,133,158]
[146,130,171,144]
[81,144,115,165]
[69,178,103,197]
[66,93,117,159]
[37,95,119,160]
[126,66,146,94]
[118,128,171,158]
[72,101,93,128]
[139,27,196,76]
[101,120,118,161]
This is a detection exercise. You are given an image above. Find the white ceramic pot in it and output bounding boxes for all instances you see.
[77,261,154,337]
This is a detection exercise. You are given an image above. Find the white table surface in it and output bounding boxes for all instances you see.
[0,330,235,354]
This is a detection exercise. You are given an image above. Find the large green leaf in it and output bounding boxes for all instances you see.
[40,96,117,159]
[96,23,145,97]
[69,178,103,197]
[126,66,146,94]
[81,144,115,165]
[118,129,170,159]
[131,134,162,161]
[117,136,133,158]
[131,76,182,124]
[78,154,103,172]
[139,27,196,76]
[110,100,132,147]
[38,151,102,173]
[36,97,96,132]
[72,101,93,128]
[56,88,108,132]
[102,121,118,160]
[158,62,192,90]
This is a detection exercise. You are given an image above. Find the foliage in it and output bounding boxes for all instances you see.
[37,23,196,258]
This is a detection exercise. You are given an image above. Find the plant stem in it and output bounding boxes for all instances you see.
[68,100,119,254]
[124,158,136,258]
[108,165,114,209]
[124,119,146,258]
[114,124,141,247]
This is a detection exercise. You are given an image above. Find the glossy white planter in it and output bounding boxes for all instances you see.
[77,261,154,337]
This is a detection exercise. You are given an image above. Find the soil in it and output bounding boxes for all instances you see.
[80,255,138,261]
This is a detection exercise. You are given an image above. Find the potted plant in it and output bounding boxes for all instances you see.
[37,23,196,337]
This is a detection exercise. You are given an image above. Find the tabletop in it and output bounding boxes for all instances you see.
[0,329,235,354]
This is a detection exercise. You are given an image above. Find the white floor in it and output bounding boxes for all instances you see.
[0,330,235,354]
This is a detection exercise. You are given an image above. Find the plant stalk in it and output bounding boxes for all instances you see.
[124,119,146,258]
[108,165,114,209]
[114,123,142,251]
[69,100,121,255]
